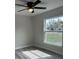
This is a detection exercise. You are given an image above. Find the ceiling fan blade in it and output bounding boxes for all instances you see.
[17,9,26,12]
[34,7,46,9]
[33,0,41,6]
[16,4,27,7]
[19,0,32,3]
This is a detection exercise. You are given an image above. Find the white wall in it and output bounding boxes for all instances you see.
[15,14,33,49]
[31,6,63,55]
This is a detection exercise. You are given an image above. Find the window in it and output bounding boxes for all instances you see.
[44,16,63,46]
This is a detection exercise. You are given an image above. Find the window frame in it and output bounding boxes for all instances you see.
[43,16,63,46]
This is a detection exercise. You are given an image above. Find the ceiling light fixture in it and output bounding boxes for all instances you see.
[28,8,33,13]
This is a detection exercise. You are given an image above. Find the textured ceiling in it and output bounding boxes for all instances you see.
[15,0,63,16]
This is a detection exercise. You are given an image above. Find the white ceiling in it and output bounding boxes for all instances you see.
[15,0,63,16]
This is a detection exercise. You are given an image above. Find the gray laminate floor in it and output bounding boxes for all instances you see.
[15,46,63,59]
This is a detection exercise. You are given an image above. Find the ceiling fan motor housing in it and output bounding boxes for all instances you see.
[27,0,41,8]
[27,2,33,8]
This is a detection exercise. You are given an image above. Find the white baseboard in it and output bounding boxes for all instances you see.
[15,44,32,50]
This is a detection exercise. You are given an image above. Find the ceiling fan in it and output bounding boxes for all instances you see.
[16,0,47,13]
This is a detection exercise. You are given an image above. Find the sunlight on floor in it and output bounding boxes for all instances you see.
[22,51,40,59]
[22,50,52,59]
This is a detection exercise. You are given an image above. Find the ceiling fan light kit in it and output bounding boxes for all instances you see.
[16,0,46,13]
[28,8,33,13]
